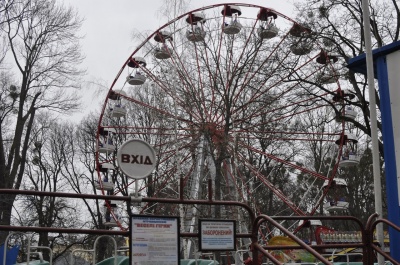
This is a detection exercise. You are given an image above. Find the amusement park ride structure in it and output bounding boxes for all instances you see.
[1,3,400,265]
[96,2,349,232]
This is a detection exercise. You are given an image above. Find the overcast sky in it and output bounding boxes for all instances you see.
[61,1,296,120]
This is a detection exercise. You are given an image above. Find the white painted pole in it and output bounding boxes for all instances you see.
[361,0,384,264]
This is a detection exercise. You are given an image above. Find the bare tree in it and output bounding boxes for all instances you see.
[60,113,127,262]
[14,114,81,261]
[0,0,84,243]
[293,0,400,158]
[289,0,399,224]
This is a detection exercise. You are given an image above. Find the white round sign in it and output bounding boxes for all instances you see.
[117,139,156,179]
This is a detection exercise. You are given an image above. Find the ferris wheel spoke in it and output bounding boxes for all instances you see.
[232,90,331,126]
[167,42,212,121]
[237,141,329,181]
[235,150,306,215]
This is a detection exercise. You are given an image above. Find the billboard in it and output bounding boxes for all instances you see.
[130,215,180,265]
[199,219,236,251]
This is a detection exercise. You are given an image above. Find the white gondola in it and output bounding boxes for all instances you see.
[110,104,127,118]
[221,5,242,35]
[344,105,357,120]
[154,46,172,59]
[98,127,116,153]
[258,24,279,39]
[290,40,312,55]
[186,12,206,42]
[127,72,146,85]
[98,142,115,153]
[222,20,242,35]
[153,31,173,59]
[186,27,206,42]
[94,180,115,191]
[339,152,361,167]
[322,178,349,212]
[335,132,361,167]
[108,90,127,118]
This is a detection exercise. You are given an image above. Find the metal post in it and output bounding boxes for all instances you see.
[361,0,385,264]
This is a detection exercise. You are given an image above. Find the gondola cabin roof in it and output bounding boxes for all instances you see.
[154,30,173,43]
[332,89,356,102]
[257,8,278,21]
[335,132,358,145]
[186,12,206,25]
[322,178,347,188]
[221,5,242,16]
[127,56,146,68]
[108,90,127,100]
[316,50,339,65]
[99,127,116,136]
[289,23,312,37]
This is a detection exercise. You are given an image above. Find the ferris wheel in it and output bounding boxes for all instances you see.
[95,4,352,236]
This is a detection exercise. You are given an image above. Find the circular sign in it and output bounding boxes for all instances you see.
[117,139,156,179]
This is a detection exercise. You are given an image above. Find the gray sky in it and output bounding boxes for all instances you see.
[62,1,295,119]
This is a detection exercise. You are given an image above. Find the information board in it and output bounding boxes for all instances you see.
[130,215,180,265]
[199,219,236,251]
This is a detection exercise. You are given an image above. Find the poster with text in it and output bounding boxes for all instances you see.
[130,215,180,265]
[199,219,236,251]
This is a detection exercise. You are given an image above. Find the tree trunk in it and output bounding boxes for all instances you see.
[0,194,15,243]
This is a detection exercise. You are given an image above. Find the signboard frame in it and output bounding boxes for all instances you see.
[130,214,180,265]
[198,219,236,251]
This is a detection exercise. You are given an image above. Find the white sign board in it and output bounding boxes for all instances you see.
[117,139,156,179]
[199,219,236,251]
[130,215,179,265]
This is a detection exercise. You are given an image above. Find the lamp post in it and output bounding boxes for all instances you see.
[360,1,385,264]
